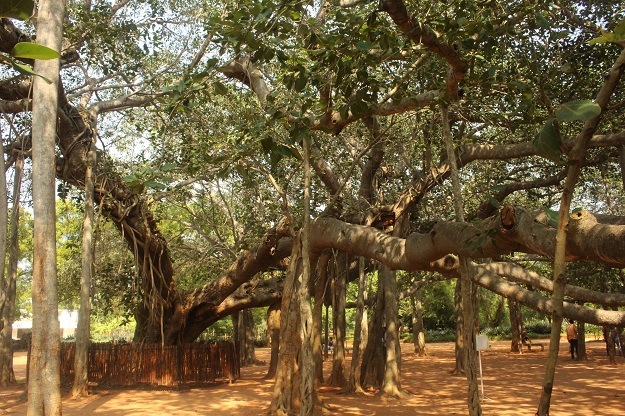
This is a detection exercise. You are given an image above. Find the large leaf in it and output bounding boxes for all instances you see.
[144,180,167,191]
[535,12,551,29]
[554,100,601,122]
[544,208,559,227]
[532,118,561,162]
[10,60,52,83]
[11,42,60,60]
[614,18,625,39]
[0,0,34,20]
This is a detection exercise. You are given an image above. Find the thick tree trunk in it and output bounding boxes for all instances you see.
[346,257,368,392]
[312,253,330,384]
[460,261,482,415]
[327,253,348,387]
[268,237,303,415]
[452,279,465,374]
[268,219,321,416]
[324,305,329,361]
[239,308,257,366]
[0,150,21,386]
[299,139,315,416]
[441,105,481,416]
[411,289,426,356]
[28,0,65,413]
[381,265,404,397]
[0,132,8,387]
[606,327,617,365]
[360,276,386,389]
[264,302,280,379]
[577,320,587,361]
[509,299,524,353]
[71,143,95,398]
[536,45,625,416]
[492,295,506,327]
[232,312,240,366]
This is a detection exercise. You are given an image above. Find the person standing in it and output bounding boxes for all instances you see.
[566,320,579,360]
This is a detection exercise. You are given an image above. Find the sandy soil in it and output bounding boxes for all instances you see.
[1,338,623,415]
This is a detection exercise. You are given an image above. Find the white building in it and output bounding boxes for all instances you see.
[12,309,79,340]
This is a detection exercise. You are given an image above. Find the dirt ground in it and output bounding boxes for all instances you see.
[1,338,623,415]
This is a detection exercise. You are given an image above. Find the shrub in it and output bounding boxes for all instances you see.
[525,320,552,335]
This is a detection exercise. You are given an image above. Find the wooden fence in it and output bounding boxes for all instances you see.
[58,341,239,387]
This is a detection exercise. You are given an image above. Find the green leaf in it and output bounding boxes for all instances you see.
[131,183,145,195]
[213,81,229,95]
[489,198,501,209]
[144,180,167,190]
[350,100,368,117]
[11,43,60,60]
[260,137,273,153]
[356,41,373,50]
[532,118,561,162]
[123,174,138,183]
[0,0,34,20]
[589,36,609,45]
[160,163,177,172]
[294,73,307,92]
[545,208,559,227]
[275,144,301,160]
[536,12,551,29]
[554,100,601,122]
[614,18,625,39]
[10,60,52,83]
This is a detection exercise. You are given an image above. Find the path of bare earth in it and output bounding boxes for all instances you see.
[1,339,623,415]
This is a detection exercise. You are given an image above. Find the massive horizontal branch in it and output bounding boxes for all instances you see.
[468,263,625,326]
[179,276,285,342]
[309,206,625,270]
[481,262,625,308]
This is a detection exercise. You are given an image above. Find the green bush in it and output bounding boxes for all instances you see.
[481,325,511,338]
[424,328,456,343]
[525,320,552,335]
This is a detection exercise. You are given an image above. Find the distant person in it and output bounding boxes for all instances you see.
[328,337,334,353]
[609,328,622,356]
[566,320,578,360]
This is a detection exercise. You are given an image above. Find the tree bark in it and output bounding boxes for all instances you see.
[509,299,524,353]
[312,253,330,384]
[0,137,10,386]
[324,304,329,361]
[268,240,303,415]
[327,253,348,387]
[411,289,426,356]
[577,320,587,361]
[380,265,404,397]
[264,302,281,379]
[298,135,315,415]
[442,104,481,415]
[71,142,96,398]
[360,275,386,389]
[606,326,617,365]
[492,295,506,328]
[231,312,240,367]
[460,261,482,415]
[346,257,368,392]
[28,0,65,413]
[0,152,23,386]
[536,46,625,416]
[451,279,465,374]
[239,308,257,366]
